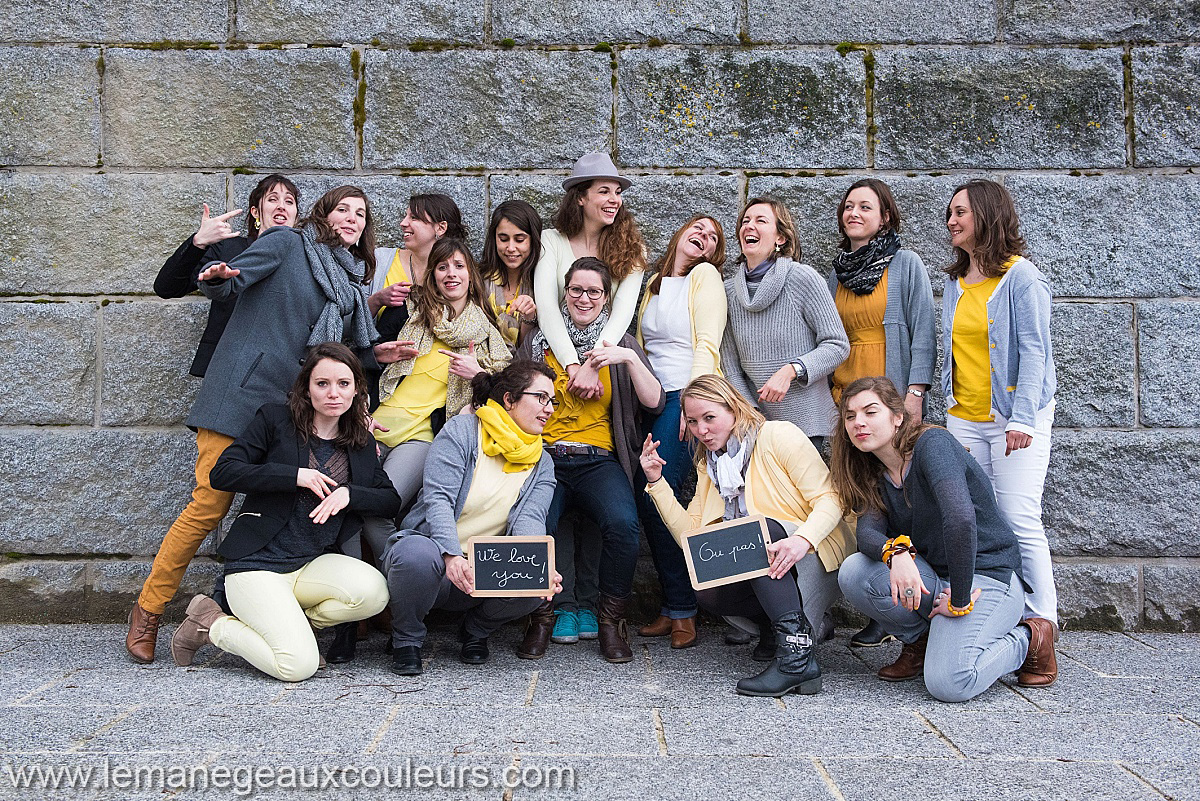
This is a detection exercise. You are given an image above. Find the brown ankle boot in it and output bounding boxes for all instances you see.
[170,595,226,667]
[597,593,633,663]
[1017,617,1059,687]
[670,617,698,649]
[517,601,555,660]
[638,614,672,637]
[878,633,927,682]
[126,601,162,664]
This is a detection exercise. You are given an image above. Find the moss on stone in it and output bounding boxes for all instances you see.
[499,39,517,49]
[231,166,256,175]
[593,42,613,53]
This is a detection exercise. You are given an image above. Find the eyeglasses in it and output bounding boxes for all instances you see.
[566,286,605,300]
[521,391,558,409]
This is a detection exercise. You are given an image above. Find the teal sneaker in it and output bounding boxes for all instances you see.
[551,610,579,644]
[577,608,599,640]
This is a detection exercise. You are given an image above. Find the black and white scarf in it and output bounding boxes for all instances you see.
[301,223,378,349]
[833,230,901,296]
[530,300,611,364]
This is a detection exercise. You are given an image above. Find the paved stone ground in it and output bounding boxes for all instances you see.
[1,623,1198,800]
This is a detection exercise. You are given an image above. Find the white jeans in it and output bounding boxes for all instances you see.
[946,403,1057,622]
[209,554,389,682]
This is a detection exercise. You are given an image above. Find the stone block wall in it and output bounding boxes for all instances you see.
[0,0,1197,630]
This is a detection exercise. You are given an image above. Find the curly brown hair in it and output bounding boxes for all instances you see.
[553,180,647,283]
[410,237,501,332]
[945,179,1027,280]
[737,196,800,263]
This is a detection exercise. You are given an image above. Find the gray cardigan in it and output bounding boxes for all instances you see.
[940,256,1056,435]
[720,257,850,437]
[826,249,938,402]
[383,414,558,559]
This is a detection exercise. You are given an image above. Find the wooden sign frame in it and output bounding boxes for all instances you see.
[467,535,556,598]
[681,515,772,591]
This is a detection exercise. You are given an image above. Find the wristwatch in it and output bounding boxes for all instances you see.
[791,362,807,383]
[907,388,925,398]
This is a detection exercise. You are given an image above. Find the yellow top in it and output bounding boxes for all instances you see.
[540,350,614,451]
[948,273,1004,422]
[645,420,854,573]
[831,269,889,404]
[373,338,450,446]
[636,262,727,380]
[377,250,412,320]
[454,434,529,554]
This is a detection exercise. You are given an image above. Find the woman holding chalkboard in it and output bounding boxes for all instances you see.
[639,374,853,696]
[380,361,562,676]
[830,377,1055,701]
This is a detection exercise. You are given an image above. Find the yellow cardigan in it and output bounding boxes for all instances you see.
[636,262,727,380]
[645,421,856,573]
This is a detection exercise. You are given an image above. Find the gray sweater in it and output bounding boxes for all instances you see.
[383,414,558,559]
[721,257,850,437]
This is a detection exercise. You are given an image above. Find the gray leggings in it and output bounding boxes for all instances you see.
[838,551,1030,703]
[355,439,432,561]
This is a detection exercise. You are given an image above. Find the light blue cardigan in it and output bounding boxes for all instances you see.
[940,256,1056,435]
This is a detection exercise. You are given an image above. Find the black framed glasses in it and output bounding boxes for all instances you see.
[521,391,558,409]
[566,285,605,300]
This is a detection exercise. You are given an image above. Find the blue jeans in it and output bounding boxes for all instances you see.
[546,451,640,600]
[636,390,698,617]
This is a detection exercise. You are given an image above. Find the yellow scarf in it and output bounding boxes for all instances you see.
[477,400,543,473]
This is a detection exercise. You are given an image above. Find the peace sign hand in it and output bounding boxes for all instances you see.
[640,434,666,484]
[193,203,244,248]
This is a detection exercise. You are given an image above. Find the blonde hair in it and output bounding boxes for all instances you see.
[680,374,765,469]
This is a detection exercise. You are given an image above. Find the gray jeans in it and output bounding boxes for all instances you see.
[383,533,543,649]
[838,551,1030,703]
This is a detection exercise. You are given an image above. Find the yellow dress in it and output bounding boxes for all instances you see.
[372,339,451,446]
[831,269,889,404]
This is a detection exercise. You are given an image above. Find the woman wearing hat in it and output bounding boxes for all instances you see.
[533,152,648,400]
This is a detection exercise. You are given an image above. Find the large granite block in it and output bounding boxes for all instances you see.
[1143,564,1200,632]
[0,302,96,425]
[364,50,611,169]
[875,48,1126,169]
[1004,0,1200,43]
[1045,431,1200,558]
[237,0,484,44]
[103,48,356,168]
[1134,47,1200,167]
[749,0,995,43]
[0,47,100,166]
[0,171,226,295]
[1007,174,1200,298]
[493,0,738,44]
[1053,560,1142,630]
[617,48,867,168]
[0,1,226,43]
[1138,302,1200,427]
[1051,303,1136,428]
[100,301,207,426]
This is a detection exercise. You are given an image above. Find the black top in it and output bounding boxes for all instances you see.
[154,235,249,377]
[854,427,1024,609]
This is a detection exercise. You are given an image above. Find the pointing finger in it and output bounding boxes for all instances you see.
[216,208,243,222]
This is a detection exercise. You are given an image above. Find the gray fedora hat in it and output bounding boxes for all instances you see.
[562,152,632,191]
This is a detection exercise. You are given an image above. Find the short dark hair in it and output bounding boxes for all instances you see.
[564,257,613,310]
[246,174,301,242]
[409,193,468,241]
[287,343,371,450]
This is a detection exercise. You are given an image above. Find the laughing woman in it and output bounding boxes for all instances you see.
[170,345,399,682]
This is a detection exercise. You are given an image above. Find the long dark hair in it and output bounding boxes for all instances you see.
[829,376,936,515]
[301,186,378,283]
[411,237,500,332]
[287,343,371,450]
[836,178,902,252]
[553,180,647,283]
[480,199,543,291]
[247,174,301,242]
[470,360,556,410]
[648,214,727,296]
[409,193,468,241]
[945,179,1027,280]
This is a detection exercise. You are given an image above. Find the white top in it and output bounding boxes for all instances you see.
[640,275,694,391]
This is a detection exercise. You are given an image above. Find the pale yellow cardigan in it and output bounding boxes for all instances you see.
[636,262,727,380]
[645,421,856,573]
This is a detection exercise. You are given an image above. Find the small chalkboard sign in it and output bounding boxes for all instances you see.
[682,515,772,590]
[468,535,555,598]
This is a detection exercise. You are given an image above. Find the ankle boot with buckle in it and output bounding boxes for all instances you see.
[736,611,823,697]
[1017,617,1059,687]
[517,601,556,660]
[170,594,226,667]
[878,633,928,681]
[597,593,633,663]
[326,621,358,664]
[126,601,162,664]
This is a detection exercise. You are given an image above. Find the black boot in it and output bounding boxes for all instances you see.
[850,618,896,648]
[736,611,822,697]
[751,617,776,662]
[326,622,358,664]
[390,645,423,676]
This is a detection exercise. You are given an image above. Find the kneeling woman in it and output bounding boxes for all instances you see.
[639,374,853,697]
[381,362,562,675]
[831,377,1055,703]
[170,345,400,682]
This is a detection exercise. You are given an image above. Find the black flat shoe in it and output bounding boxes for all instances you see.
[850,619,896,648]
[390,645,422,676]
[325,621,358,664]
[460,637,490,665]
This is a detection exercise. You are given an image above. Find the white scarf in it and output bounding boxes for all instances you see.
[705,430,758,521]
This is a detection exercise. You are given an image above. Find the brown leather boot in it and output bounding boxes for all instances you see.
[1017,617,1059,687]
[126,601,162,664]
[517,602,555,660]
[878,633,927,682]
[670,617,698,649]
[637,614,672,637]
[597,593,633,663]
[170,594,226,667]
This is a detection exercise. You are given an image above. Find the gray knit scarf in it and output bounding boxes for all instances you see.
[300,223,378,349]
[833,230,901,296]
[530,301,611,364]
[706,428,759,521]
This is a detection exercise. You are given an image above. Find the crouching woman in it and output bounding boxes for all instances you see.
[382,361,562,676]
[831,376,1053,703]
[170,344,398,682]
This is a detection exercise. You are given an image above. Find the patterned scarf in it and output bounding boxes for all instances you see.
[476,400,543,473]
[833,230,901,296]
[300,224,378,349]
[705,428,759,521]
[377,301,511,416]
[529,301,611,365]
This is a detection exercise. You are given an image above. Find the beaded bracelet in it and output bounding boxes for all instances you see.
[947,599,974,616]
